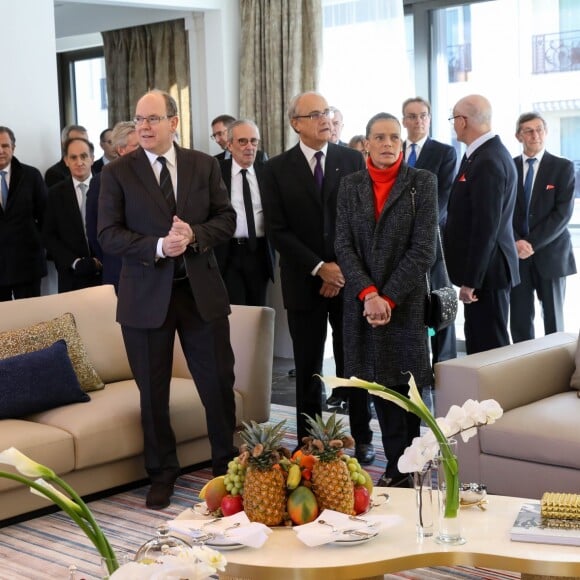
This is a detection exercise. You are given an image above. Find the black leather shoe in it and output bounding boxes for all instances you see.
[146,482,174,510]
[376,473,413,488]
[326,395,345,408]
[355,443,376,465]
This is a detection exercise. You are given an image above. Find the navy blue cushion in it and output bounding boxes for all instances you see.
[0,339,90,419]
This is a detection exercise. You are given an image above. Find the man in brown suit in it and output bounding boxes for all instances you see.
[98,90,237,510]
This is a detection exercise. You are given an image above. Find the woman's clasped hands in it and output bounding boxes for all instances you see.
[362,293,391,327]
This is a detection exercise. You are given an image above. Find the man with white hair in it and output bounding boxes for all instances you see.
[444,94,519,354]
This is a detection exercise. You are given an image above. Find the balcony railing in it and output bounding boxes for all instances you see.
[533,30,580,74]
[447,43,472,83]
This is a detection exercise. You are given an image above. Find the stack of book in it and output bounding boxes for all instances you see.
[510,493,580,547]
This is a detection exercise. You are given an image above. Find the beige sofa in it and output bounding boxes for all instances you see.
[0,285,275,521]
[435,332,580,500]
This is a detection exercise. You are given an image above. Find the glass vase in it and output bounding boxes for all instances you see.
[436,437,466,545]
[413,461,435,539]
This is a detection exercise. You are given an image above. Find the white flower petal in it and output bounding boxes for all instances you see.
[0,448,54,478]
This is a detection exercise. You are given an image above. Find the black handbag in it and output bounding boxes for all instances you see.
[409,185,458,332]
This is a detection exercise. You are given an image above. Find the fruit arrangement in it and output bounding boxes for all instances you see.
[198,413,374,526]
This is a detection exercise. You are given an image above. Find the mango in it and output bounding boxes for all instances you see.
[199,475,228,512]
[287,485,319,525]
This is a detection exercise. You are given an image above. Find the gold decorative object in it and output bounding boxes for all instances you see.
[541,492,580,521]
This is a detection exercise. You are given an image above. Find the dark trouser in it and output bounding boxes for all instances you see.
[464,287,510,354]
[122,280,237,480]
[223,238,270,306]
[374,384,422,479]
[287,297,372,445]
[510,258,566,343]
[0,279,42,301]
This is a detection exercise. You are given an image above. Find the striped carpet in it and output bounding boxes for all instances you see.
[0,404,520,580]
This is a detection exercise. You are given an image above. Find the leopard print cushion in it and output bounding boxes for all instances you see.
[0,313,104,392]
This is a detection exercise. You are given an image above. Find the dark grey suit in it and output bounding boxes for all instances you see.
[404,138,457,364]
[98,145,237,479]
[510,151,576,341]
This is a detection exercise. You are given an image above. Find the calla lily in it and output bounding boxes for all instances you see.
[0,447,55,479]
[0,448,118,574]
[31,478,82,513]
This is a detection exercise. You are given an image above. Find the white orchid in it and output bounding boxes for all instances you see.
[109,548,227,580]
[31,478,82,514]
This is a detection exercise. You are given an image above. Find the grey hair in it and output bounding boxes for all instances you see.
[110,121,136,150]
[227,119,260,142]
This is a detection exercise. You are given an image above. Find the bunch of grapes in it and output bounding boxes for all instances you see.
[342,454,367,486]
[224,457,246,496]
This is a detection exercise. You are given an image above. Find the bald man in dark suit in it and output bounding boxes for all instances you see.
[99,90,237,510]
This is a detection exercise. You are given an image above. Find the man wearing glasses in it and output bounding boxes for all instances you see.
[98,90,237,510]
[263,91,374,465]
[510,112,576,342]
[210,114,236,161]
[444,94,519,355]
[215,119,275,306]
[402,97,457,366]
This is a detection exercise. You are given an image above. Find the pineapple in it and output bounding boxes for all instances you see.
[238,419,289,526]
[303,412,356,515]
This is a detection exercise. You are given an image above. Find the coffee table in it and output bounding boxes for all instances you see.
[196,488,580,580]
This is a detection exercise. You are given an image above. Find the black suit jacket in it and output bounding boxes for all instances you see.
[215,159,275,281]
[444,135,519,290]
[512,151,576,278]
[262,142,365,310]
[42,177,94,289]
[404,138,457,227]
[98,145,236,329]
[0,157,47,285]
[92,157,105,174]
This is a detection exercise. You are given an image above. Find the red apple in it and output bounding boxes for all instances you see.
[221,494,244,516]
[353,485,370,515]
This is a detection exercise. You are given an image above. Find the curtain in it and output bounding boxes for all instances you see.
[239,0,322,156]
[102,19,191,148]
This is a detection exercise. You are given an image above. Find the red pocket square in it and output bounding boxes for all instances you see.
[546,184,555,190]
[459,173,466,182]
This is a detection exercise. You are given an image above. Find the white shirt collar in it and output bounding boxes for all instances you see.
[523,149,545,164]
[299,141,328,162]
[144,145,176,167]
[466,131,495,158]
[406,135,428,149]
[232,158,255,177]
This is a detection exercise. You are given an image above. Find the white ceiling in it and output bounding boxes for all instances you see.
[53,1,201,39]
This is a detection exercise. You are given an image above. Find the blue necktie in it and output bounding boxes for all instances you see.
[407,143,417,167]
[522,157,536,236]
[313,151,324,191]
[0,170,8,209]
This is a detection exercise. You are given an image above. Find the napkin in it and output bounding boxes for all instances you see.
[167,510,272,548]
[294,509,403,547]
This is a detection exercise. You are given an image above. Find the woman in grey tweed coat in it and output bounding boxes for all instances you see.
[335,112,438,486]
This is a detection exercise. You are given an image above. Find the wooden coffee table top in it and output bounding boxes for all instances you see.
[200,488,580,580]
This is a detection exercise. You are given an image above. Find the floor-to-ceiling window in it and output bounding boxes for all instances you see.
[321,0,580,341]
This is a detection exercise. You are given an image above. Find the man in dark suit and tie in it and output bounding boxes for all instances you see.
[44,125,90,188]
[215,119,274,306]
[510,112,576,342]
[43,137,102,293]
[444,94,519,355]
[263,91,374,464]
[98,90,237,510]
[402,97,458,365]
[0,126,47,300]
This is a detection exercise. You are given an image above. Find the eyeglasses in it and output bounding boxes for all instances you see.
[133,115,173,126]
[101,140,113,145]
[211,130,228,140]
[520,127,545,136]
[404,113,430,121]
[293,108,334,121]
[235,138,260,146]
[448,115,467,123]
